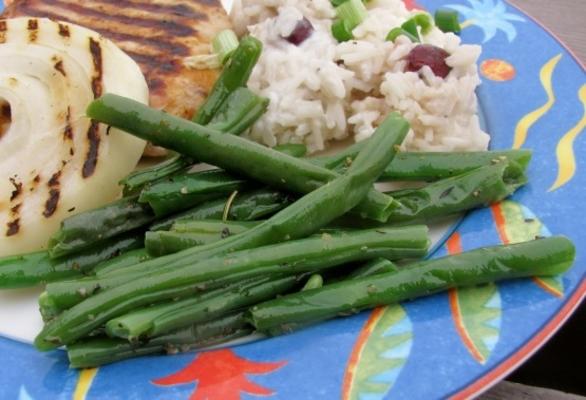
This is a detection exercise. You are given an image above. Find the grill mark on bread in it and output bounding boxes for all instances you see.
[7,176,23,236]
[6,219,20,236]
[0,101,10,139]
[82,38,103,179]
[14,8,191,57]
[41,0,200,36]
[83,121,101,178]
[9,177,22,201]
[91,0,209,21]
[9,6,193,71]
[58,22,70,37]
[54,59,66,76]
[27,18,38,42]
[0,19,7,43]
[63,106,74,153]
[89,37,103,98]
[43,171,62,218]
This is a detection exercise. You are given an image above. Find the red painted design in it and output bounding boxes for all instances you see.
[446,233,487,364]
[449,288,486,364]
[341,307,386,400]
[446,232,463,254]
[152,349,286,400]
[532,277,564,298]
[490,204,510,244]
[403,0,424,11]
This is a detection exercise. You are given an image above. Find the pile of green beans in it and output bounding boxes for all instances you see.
[0,35,575,370]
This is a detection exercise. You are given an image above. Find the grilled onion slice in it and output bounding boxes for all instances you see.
[0,18,149,256]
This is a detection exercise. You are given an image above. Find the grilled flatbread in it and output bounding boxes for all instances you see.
[3,0,231,121]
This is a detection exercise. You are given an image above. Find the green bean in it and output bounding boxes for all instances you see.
[138,169,247,216]
[0,233,143,289]
[146,220,260,256]
[311,139,532,181]
[193,37,263,125]
[39,291,62,322]
[150,189,292,231]
[147,222,356,257]
[35,226,429,350]
[107,275,299,341]
[274,144,308,158]
[346,258,398,280]
[386,161,526,223]
[249,236,575,332]
[207,87,269,135]
[171,220,260,234]
[379,150,532,181]
[67,312,251,368]
[147,222,359,257]
[94,249,152,277]
[144,231,219,257]
[120,155,194,196]
[48,196,155,259]
[87,94,407,222]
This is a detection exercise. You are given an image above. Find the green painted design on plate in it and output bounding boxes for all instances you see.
[455,283,501,363]
[499,201,564,295]
[349,305,412,400]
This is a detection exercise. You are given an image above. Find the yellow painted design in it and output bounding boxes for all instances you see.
[549,85,586,191]
[460,19,475,29]
[513,54,562,149]
[73,368,99,400]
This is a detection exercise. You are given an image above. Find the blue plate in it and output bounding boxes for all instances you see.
[0,1,584,399]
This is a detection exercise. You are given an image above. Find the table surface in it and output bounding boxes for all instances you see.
[508,0,586,63]
[481,0,585,399]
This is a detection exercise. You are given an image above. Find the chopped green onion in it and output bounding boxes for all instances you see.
[386,27,419,43]
[401,18,419,39]
[434,9,461,33]
[183,54,222,70]
[222,191,239,222]
[386,13,434,44]
[332,19,354,42]
[336,0,368,29]
[213,30,240,64]
[414,13,433,35]
[391,13,433,44]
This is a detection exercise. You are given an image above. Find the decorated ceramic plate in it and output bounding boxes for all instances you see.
[0,0,584,399]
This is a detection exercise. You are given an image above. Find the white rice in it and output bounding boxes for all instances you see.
[231,0,490,153]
